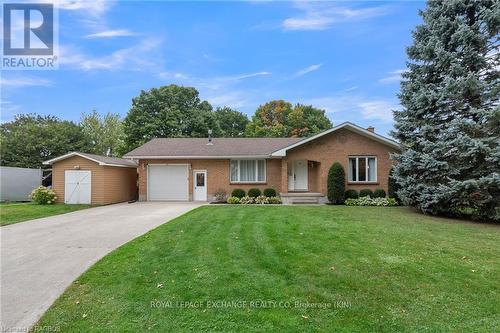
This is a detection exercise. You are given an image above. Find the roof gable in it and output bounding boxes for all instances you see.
[43,152,138,168]
[271,122,400,157]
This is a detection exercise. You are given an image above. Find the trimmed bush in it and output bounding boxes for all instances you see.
[327,162,345,204]
[214,188,227,202]
[373,188,386,198]
[263,188,277,197]
[359,189,374,197]
[239,196,255,204]
[345,189,359,199]
[388,167,400,202]
[231,188,246,199]
[345,197,398,206]
[227,196,240,204]
[267,196,282,204]
[247,188,261,198]
[30,186,57,204]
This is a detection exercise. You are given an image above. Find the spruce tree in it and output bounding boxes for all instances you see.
[392,0,500,221]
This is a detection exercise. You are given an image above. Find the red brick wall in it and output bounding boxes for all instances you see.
[283,128,398,194]
[137,159,282,201]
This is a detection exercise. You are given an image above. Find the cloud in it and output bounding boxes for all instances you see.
[358,100,399,122]
[59,37,163,71]
[282,1,388,31]
[295,64,322,77]
[158,71,272,90]
[48,0,112,17]
[1,76,53,88]
[378,69,406,84]
[84,29,137,39]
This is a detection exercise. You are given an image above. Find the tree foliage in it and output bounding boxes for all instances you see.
[327,162,345,204]
[245,100,332,137]
[392,0,500,221]
[0,114,92,169]
[80,110,124,157]
[122,85,221,152]
[214,107,249,137]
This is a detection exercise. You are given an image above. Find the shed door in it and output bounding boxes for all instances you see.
[65,170,91,204]
[148,165,189,201]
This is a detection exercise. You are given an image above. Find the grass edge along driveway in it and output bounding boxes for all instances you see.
[37,206,499,332]
[0,202,92,226]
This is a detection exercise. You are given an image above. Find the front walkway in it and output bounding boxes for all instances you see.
[0,202,203,331]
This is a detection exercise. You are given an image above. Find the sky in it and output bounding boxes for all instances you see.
[1,0,425,137]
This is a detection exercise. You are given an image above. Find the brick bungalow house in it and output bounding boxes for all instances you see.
[123,122,400,204]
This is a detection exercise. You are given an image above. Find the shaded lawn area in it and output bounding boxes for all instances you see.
[0,202,91,226]
[38,206,499,332]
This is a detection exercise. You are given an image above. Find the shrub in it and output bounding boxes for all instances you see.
[373,188,386,198]
[255,195,269,204]
[231,188,246,199]
[327,162,345,204]
[247,188,261,198]
[263,188,277,197]
[345,197,398,206]
[344,189,359,199]
[239,196,255,204]
[388,167,400,202]
[30,186,57,204]
[214,188,227,202]
[267,196,282,204]
[359,189,374,197]
[227,196,240,204]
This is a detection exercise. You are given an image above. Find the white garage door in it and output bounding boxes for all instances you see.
[65,170,91,204]
[148,165,189,201]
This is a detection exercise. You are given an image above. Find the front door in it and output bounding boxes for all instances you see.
[193,170,207,201]
[288,160,308,191]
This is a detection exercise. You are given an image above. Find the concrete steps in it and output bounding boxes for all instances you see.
[280,192,326,205]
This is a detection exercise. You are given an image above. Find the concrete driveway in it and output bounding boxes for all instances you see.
[0,202,203,330]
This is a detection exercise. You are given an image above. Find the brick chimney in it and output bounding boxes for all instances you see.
[367,126,375,133]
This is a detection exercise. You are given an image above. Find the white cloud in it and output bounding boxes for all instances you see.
[158,71,271,90]
[48,0,112,17]
[378,69,406,84]
[84,29,137,39]
[282,1,388,31]
[1,76,53,88]
[358,100,398,122]
[295,64,322,77]
[59,37,162,71]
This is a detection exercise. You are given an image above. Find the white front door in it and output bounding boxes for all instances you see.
[193,170,207,201]
[288,160,308,191]
[65,170,91,204]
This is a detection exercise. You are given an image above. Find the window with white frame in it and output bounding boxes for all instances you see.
[348,156,377,182]
[230,160,266,183]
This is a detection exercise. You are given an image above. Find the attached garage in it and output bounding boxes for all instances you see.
[44,152,138,205]
[147,164,189,201]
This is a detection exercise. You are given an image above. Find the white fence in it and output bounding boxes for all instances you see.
[0,166,42,202]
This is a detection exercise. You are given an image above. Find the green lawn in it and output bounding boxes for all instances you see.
[0,202,92,226]
[37,206,499,332]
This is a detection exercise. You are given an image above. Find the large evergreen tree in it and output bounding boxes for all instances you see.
[392,0,499,221]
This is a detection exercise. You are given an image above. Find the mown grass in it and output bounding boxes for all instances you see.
[0,202,91,226]
[38,206,499,332]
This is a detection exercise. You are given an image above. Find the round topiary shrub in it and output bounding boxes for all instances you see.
[30,186,57,204]
[231,188,246,199]
[345,189,359,199]
[373,188,386,198]
[327,162,345,204]
[247,188,261,198]
[263,188,277,197]
[359,189,374,197]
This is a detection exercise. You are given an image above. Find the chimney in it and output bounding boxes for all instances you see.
[206,129,213,145]
[367,126,375,133]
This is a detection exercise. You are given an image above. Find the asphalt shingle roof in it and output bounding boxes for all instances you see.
[123,137,304,158]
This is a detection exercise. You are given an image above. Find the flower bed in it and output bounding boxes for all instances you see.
[226,196,282,204]
[345,196,398,206]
